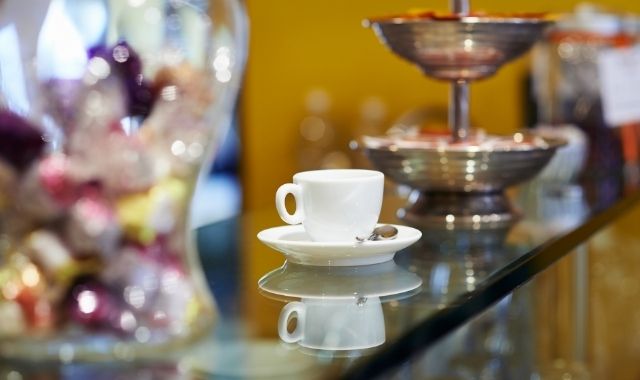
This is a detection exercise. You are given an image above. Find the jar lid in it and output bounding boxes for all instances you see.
[621,13,640,36]
[555,4,621,37]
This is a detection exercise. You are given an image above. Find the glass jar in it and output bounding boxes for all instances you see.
[531,5,637,208]
[0,0,247,360]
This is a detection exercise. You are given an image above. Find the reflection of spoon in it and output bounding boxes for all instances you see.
[356,225,398,242]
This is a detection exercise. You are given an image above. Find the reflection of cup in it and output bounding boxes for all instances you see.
[275,169,384,242]
[278,297,385,351]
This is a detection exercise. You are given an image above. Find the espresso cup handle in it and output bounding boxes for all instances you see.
[275,183,304,224]
[278,301,305,343]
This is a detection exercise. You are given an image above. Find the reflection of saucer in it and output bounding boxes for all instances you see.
[257,224,422,266]
[258,260,422,301]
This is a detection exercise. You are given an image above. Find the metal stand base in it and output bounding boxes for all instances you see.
[399,190,518,225]
[398,190,518,249]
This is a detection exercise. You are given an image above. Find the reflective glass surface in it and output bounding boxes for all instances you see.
[382,193,640,380]
[1,177,638,379]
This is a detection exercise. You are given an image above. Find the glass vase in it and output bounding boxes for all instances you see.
[0,0,247,360]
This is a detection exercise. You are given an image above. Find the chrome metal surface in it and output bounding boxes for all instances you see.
[451,0,469,15]
[399,191,517,228]
[359,133,565,193]
[356,225,399,242]
[450,80,470,141]
[367,17,552,81]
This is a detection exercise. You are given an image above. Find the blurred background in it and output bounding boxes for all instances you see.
[2,1,640,374]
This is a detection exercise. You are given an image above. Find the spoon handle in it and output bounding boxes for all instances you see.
[355,232,376,242]
[356,225,398,242]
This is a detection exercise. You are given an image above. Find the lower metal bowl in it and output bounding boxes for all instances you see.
[359,132,565,193]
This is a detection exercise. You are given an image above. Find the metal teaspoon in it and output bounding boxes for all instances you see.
[356,225,398,242]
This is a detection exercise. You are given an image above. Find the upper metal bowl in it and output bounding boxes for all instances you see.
[366,15,553,80]
[358,132,565,193]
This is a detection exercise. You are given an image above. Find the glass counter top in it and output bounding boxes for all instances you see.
[1,178,639,379]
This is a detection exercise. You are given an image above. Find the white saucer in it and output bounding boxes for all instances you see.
[256,224,422,266]
[258,260,422,301]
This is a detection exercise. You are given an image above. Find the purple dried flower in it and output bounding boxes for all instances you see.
[0,110,45,171]
[68,279,118,327]
[89,42,155,118]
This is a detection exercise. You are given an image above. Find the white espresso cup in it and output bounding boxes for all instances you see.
[275,169,384,242]
[278,297,385,351]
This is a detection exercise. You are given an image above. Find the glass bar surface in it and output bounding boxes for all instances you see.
[1,179,639,379]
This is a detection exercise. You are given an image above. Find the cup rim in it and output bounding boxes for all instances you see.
[293,169,383,183]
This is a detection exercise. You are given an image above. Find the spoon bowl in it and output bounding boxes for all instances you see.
[357,225,399,242]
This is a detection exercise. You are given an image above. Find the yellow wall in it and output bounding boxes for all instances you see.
[241,0,640,211]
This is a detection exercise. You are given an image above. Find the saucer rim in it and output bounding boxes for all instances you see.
[256,223,422,247]
[256,223,422,266]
